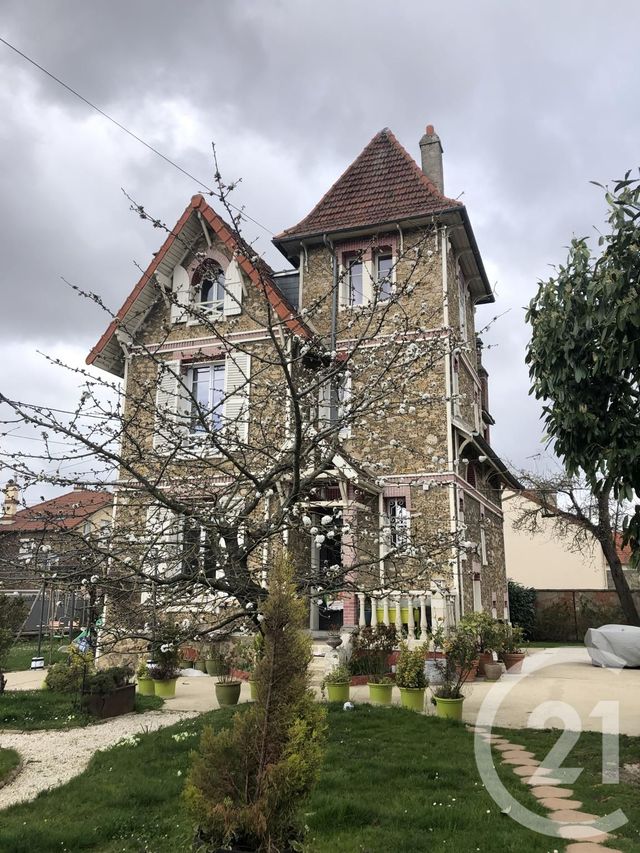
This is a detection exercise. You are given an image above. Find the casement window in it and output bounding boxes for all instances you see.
[194,260,226,313]
[346,255,364,307]
[168,257,243,324]
[153,351,251,451]
[375,252,394,301]
[386,497,411,549]
[182,518,216,576]
[189,363,225,432]
[458,264,468,341]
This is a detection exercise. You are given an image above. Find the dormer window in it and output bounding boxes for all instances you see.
[193,260,225,312]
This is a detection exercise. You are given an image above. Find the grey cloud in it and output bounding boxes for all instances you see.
[1,0,640,472]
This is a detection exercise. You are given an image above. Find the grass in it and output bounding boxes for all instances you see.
[0,747,20,784]
[0,689,163,730]
[4,639,69,672]
[1,704,638,851]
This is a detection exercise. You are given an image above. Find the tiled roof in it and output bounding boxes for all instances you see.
[276,128,462,241]
[2,490,111,533]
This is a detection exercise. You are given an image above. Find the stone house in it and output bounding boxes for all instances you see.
[87,124,519,639]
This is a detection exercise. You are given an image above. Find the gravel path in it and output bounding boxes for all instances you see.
[0,709,197,810]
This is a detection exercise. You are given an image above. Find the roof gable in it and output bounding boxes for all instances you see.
[275,128,462,243]
[87,195,311,376]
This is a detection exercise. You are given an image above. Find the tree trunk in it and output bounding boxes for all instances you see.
[597,491,640,626]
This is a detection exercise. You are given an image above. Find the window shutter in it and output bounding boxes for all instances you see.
[154,360,182,451]
[223,350,251,443]
[170,264,191,324]
[223,259,243,317]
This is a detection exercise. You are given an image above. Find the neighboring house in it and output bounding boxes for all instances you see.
[87,124,519,637]
[0,480,112,596]
[503,490,638,590]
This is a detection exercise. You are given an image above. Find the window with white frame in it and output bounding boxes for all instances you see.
[193,260,225,312]
[345,254,364,306]
[189,363,225,432]
[182,518,216,576]
[376,251,393,300]
[386,497,411,549]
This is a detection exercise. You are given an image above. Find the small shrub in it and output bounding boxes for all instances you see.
[349,624,396,678]
[45,648,95,693]
[321,663,351,694]
[84,666,132,695]
[395,642,427,689]
[0,595,28,693]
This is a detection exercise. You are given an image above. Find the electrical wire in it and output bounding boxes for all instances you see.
[0,34,275,236]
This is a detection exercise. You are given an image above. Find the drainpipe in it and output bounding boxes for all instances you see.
[441,225,462,620]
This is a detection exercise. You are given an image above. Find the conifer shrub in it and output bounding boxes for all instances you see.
[185,554,327,852]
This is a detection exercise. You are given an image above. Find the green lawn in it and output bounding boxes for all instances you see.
[0,705,638,852]
[0,690,163,731]
[4,639,69,672]
[0,747,20,784]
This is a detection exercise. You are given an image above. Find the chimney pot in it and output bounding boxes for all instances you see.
[419,123,444,194]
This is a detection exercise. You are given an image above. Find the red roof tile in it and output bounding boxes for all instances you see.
[3,490,111,533]
[276,128,462,241]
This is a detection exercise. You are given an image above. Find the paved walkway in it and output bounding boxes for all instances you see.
[468,724,624,851]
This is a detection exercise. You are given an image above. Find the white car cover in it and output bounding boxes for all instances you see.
[584,624,640,668]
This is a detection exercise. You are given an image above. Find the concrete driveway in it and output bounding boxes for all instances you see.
[5,647,638,735]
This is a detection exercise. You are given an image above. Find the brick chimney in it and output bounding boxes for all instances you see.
[419,124,444,194]
[0,480,20,525]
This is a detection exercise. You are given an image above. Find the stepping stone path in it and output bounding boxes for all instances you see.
[466,725,622,852]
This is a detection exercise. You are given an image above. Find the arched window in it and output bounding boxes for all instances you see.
[193,260,225,309]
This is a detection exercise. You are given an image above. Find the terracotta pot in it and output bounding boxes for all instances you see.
[455,659,479,683]
[502,652,526,673]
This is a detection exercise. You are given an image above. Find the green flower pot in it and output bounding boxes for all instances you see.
[249,679,258,700]
[434,696,464,721]
[399,687,425,712]
[205,659,225,677]
[195,660,207,673]
[368,682,393,705]
[326,682,350,703]
[215,681,242,707]
[136,677,155,696]
[153,678,177,698]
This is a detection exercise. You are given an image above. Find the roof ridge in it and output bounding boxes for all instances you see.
[383,127,462,207]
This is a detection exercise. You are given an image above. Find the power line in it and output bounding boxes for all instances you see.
[0,34,275,237]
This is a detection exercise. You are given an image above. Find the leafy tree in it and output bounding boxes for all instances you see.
[507,580,536,640]
[526,175,640,624]
[185,553,326,852]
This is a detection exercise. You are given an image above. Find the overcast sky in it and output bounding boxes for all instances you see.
[1,0,639,503]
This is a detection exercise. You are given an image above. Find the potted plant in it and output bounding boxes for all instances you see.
[82,665,136,718]
[247,632,264,701]
[367,675,394,705]
[431,625,477,721]
[350,624,397,688]
[395,642,427,711]
[204,645,227,677]
[322,663,351,703]
[136,660,155,696]
[214,647,242,706]
[500,624,526,673]
[151,638,181,698]
[459,612,501,676]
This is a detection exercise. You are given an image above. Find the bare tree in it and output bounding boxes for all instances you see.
[0,163,482,654]
[511,471,639,624]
